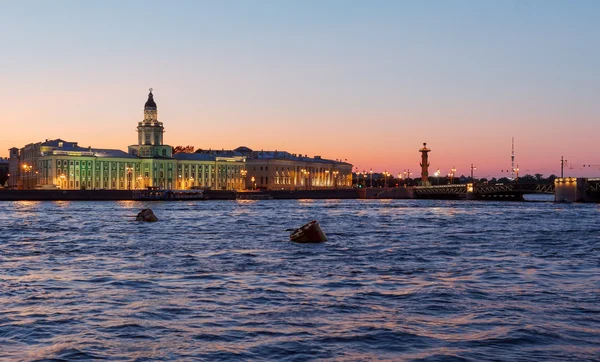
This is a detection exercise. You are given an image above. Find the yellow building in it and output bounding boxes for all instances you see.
[234,148,353,190]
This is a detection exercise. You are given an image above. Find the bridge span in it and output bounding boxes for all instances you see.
[366,178,600,202]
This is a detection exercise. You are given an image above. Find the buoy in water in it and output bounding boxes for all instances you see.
[290,220,327,243]
[136,208,158,222]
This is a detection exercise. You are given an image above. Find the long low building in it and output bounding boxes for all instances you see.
[237,148,352,190]
[8,90,352,191]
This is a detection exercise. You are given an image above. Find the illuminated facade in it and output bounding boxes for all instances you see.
[8,90,245,190]
[236,149,353,190]
[8,89,352,191]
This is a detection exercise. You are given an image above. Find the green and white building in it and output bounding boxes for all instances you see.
[9,90,246,190]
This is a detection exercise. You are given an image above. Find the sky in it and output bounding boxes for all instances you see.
[1,0,599,178]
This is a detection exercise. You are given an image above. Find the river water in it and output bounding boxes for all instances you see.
[0,199,598,361]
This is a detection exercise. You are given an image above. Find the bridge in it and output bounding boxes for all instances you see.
[410,178,600,202]
[414,183,554,201]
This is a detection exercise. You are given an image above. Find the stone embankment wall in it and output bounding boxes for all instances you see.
[0,190,134,201]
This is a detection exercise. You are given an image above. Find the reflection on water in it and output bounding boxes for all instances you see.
[0,199,599,361]
[522,193,555,202]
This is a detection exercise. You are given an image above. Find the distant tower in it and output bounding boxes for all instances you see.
[511,137,515,180]
[419,142,431,185]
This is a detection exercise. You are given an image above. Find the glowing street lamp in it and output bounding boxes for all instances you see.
[369,168,373,188]
[241,169,247,190]
[251,176,256,190]
[126,166,133,190]
[333,170,339,189]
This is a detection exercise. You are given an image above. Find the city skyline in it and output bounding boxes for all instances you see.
[1,1,599,178]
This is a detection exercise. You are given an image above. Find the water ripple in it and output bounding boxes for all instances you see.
[0,199,599,360]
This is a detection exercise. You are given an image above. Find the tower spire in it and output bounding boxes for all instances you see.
[144,88,157,110]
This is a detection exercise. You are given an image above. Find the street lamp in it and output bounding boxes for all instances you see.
[435,168,440,185]
[470,164,476,182]
[369,168,373,188]
[126,166,133,190]
[332,170,339,189]
[451,166,456,184]
[137,175,142,189]
[22,164,32,189]
[59,174,66,189]
[241,169,247,190]
[251,176,256,190]
[514,165,519,182]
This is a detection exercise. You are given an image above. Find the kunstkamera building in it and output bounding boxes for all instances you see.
[8,90,352,191]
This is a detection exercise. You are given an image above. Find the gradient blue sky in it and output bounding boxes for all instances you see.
[1,0,599,178]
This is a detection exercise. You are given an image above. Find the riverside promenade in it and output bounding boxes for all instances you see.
[0,189,363,201]
[2,180,598,202]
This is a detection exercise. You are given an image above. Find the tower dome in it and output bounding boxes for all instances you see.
[144,88,157,110]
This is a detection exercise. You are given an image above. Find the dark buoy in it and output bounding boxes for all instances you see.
[290,220,327,243]
[136,208,158,222]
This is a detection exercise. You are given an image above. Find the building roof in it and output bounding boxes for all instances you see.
[91,148,138,159]
[144,89,157,110]
[247,150,351,165]
[173,153,217,161]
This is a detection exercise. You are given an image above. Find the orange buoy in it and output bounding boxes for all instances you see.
[290,220,327,243]
[136,208,158,222]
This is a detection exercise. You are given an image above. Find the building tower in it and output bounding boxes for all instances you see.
[511,137,515,180]
[419,142,431,186]
[130,88,172,158]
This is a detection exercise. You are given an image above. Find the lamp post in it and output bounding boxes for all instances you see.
[470,164,476,183]
[241,169,247,190]
[325,169,330,187]
[251,176,256,190]
[333,170,339,189]
[59,174,66,189]
[435,168,440,185]
[126,166,133,190]
[22,164,32,189]
[137,175,142,189]
[514,165,519,182]
[369,168,373,188]
[451,166,456,184]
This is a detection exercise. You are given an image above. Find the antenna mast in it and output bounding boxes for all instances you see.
[511,137,515,180]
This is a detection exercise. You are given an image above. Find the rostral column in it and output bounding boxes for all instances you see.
[419,143,431,186]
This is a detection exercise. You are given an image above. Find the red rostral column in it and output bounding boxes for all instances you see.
[419,142,431,186]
